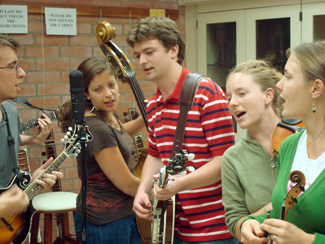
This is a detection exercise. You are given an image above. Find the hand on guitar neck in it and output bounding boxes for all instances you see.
[153,151,195,202]
[0,125,92,244]
[151,150,195,244]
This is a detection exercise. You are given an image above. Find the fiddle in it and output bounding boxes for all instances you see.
[265,170,305,244]
[272,118,305,156]
[280,170,306,221]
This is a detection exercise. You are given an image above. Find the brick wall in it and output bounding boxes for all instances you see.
[3,0,184,241]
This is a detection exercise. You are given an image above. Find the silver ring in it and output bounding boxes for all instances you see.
[273,235,277,242]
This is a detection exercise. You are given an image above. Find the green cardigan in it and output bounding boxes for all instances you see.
[246,130,325,244]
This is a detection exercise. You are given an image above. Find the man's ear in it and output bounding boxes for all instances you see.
[170,44,179,60]
[264,88,275,105]
[311,79,325,99]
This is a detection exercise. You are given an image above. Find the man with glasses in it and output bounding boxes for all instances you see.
[0,35,63,220]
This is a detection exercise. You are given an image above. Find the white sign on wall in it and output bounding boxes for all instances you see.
[45,7,77,35]
[0,5,28,34]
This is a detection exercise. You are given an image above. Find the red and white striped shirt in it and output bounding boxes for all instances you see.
[147,67,235,242]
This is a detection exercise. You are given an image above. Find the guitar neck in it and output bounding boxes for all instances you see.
[24,125,91,200]
[44,130,62,192]
[20,110,58,132]
[25,152,68,200]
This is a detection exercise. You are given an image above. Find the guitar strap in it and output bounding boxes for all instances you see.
[1,104,22,181]
[170,73,205,159]
[158,73,205,242]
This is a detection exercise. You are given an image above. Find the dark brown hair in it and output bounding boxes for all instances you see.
[127,16,185,65]
[0,35,21,52]
[58,57,118,133]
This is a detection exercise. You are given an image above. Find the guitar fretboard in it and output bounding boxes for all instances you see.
[20,111,58,132]
[25,151,69,200]
[44,130,62,192]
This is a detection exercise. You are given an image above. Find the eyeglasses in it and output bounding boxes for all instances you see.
[0,63,21,73]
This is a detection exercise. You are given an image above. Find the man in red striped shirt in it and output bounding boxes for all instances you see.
[127,17,237,244]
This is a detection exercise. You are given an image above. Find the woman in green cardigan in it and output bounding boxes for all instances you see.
[240,41,325,244]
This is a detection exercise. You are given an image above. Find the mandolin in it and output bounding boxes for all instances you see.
[0,125,92,244]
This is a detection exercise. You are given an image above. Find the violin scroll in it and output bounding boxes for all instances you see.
[280,170,305,220]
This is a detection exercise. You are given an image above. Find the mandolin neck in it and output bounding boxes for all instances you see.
[25,152,69,200]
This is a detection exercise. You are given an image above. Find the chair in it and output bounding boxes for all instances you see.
[30,191,80,244]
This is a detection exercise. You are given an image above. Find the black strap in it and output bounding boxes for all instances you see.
[1,105,21,179]
[170,73,205,159]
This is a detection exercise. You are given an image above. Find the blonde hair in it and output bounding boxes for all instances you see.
[227,60,283,117]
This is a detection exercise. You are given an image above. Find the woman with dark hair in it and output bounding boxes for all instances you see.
[58,57,144,244]
[240,41,325,244]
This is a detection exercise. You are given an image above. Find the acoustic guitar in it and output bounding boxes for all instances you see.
[122,108,151,243]
[0,125,92,244]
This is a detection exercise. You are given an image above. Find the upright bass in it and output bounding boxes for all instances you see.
[96,21,152,243]
[96,21,148,129]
